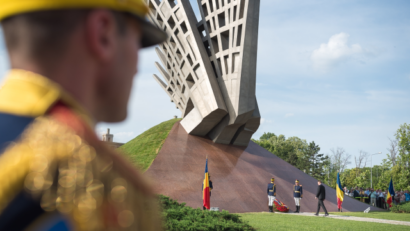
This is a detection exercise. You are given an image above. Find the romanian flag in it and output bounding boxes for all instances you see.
[386,178,395,208]
[203,158,210,210]
[336,172,344,209]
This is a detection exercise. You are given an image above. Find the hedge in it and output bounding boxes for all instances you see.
[391,201,410,213]
[159,195,255,231]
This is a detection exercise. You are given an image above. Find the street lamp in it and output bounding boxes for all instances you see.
[371,152,382,188]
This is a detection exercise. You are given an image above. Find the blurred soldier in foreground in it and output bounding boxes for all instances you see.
[293,179,303,213]
[0,0,167,230]
[267,177,276,213]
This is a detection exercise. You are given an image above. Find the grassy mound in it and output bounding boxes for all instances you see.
[159,195,255,231]
[119,118,181,171]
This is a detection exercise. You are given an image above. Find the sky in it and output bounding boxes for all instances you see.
[0,0,409,168]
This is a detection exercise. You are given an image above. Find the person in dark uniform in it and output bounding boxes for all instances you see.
[293,180,303,213]
[315,180,329,216]
[267,177,276,213]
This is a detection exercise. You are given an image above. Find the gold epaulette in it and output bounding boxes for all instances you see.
[0,117,162,231]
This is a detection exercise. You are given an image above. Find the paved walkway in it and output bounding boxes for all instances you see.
[281,212,410,226]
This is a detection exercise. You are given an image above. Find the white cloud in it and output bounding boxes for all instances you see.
[285,113,294,118]
[365,90,409,103]
[260,118,273,125]
[115,132,135,138]
[311,33,366,71]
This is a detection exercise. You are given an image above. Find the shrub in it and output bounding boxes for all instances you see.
[391,201,410,213]
[158,195,255,231]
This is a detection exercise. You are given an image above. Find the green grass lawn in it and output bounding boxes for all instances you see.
[329,211,410,222]
[118,118,181,171]
[239,213,409,231]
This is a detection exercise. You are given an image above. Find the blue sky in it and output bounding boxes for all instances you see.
[0,0,409,168]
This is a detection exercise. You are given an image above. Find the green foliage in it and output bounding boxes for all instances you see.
[259,132,276,140]
[331,123,410,191]
[119,118,181,171]
[299,141,329,181]
[394,123,410,190]
[395,123,410,164]
[391,201,410,213]
[254,133,305,166]
[254,133,329,182]
[158,195,255,231]
[353,169,370,188]
[239,213,408,231]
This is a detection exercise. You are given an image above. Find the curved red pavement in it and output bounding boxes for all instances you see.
[145,122,383,213]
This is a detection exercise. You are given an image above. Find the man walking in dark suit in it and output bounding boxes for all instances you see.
[315,180,329,216]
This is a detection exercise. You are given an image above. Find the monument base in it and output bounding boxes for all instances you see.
[145,122,383,213]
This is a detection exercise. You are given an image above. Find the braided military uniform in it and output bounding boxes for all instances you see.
[267,178,276,213]
[293,180,303,213]
[0,0,167,230]
[0,71,163,230]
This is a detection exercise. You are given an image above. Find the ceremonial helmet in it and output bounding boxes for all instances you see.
[0,0,167,47]
[295,179,299,183]
[271,177,275,183]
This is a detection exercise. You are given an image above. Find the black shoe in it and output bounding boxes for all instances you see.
[268,206,273,213]
[338,208,340,212]
[298,206,301,213]
[314,213,319,216]
[324,214,329,216]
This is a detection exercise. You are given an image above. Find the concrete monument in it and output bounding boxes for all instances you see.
[147,0,261,146]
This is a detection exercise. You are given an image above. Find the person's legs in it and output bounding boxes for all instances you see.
[294,198,300,213]
[320,200,329,215]
[268,196,275,212]
[315,201,321,215]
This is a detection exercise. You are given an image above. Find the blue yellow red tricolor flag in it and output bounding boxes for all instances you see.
[386,178,395,208]
[203,158,211,210]
[336,172,344,210]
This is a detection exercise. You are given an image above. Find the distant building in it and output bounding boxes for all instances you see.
[102,128,124,148]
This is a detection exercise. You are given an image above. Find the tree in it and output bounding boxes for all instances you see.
[254,133,330,182]
[260,132,276,141]
[354,150,369,177]
[387,138,398,167]
[330,147,352,173]
[353,169,370,188]
[394,123,410,190]
[395,123,410,168]
[298,141,328,181]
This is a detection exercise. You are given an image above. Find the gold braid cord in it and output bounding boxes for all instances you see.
[0,117,163,231]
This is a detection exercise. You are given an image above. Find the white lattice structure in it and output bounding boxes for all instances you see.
[147,0,261,146]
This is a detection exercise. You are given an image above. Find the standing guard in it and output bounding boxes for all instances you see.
[293,180,303,213]
[267,177,276,213]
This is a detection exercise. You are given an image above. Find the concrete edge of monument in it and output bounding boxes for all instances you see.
[147,0,261,146]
